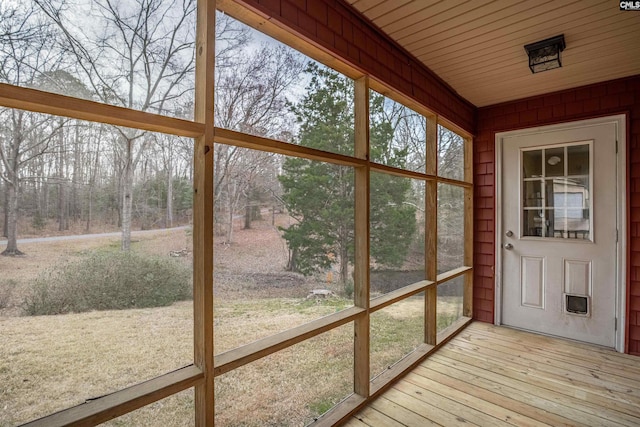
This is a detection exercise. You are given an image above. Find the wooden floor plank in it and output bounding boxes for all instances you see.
[342,417,371,427]
[458,328,640,381]
[423,359,602,426]
[431,351,640,426]
[382,387,481,426]
[393,380,513,427]
[412,365,570,426]
[402,372,549,427]
[450,335,640,394]
[369,396,440,426]
[465,324,640,376]
[443,340,640,398]
[352,322,640,427]
[468,322,640,362]
[440,341,640,414]
[353,406,407,427]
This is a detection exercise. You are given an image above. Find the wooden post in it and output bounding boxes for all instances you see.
[194,0,215,425]
[463,137,474,318]
[354,76,370,397]
[425,115,438,345]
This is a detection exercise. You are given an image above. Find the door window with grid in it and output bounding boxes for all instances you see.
[522,142,592,240]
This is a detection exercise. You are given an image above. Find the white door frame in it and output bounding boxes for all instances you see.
[495,114,627,352]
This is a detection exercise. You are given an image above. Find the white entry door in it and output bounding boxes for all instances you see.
[500,119,619,348]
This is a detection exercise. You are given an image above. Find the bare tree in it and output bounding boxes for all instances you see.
[37,0,197,250]
[0,110,64,255]
[214,15,304,241]
[158,135,175,228]
[438,124,464,180]
[437,125,465,271]
[0,2,63,255]
[85,124,105,232]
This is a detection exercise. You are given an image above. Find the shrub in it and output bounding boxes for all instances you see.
[370,269,424,294]
[31,212,47,231]
[23,251,192,315]
[0,279,17,309]
[342,280,354,299]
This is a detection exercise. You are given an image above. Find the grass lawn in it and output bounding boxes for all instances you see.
[0,220,463,426]
[0,303,194,426]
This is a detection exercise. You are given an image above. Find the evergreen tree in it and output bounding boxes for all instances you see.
[279,64,416,286]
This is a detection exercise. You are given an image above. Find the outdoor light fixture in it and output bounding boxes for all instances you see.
[524,34,566,73]
[547,156,562,166]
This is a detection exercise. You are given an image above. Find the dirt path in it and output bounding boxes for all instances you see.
[0,226,189,246]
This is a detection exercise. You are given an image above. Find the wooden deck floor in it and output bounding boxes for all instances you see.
[347,322,640,426]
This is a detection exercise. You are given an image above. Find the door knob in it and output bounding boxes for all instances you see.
[504,243,513,250]
[505,230,513,237]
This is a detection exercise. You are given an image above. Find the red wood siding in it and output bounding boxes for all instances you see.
[233,0,476,134]
[475,75,640,355]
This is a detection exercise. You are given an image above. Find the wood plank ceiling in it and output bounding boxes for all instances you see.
[347,0,640,107]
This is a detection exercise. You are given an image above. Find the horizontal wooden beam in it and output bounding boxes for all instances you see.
[370,162,434,181]
[370,343,435,397]
[370,280,434,312]
[368,79,436,121]
[369,162,473,187]
[370,164,474,189]
[217,0,364,82]
[0,83,204,138]
[21,365,203,427]
[369,316,473,397]
[436,266,473,284]
[214,307,365,376]
[436,316,473,345]
[437,116,474,140]
[214,127,367,168]
[435,176,473,189]
[314,316,471,426]
[311,393,367,427]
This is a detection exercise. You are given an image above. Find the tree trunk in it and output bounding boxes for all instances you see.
[226,175,234,243]
[2,187,8,238]
[121,169,133,250]
[2,114,24,256]
[86,186,92,233]
[2,180,22,256]
[287,246,298,272]
[244,180,254,230]
[115,148,123,228]
[71,122,81,222]
[166,163,173,228]
[58,183,67,231]
[35,161,43,224]
[43,178,49,219]
[57,123,67,231]
[244,203,252,229]
[86,133,101,232]
[64,186,70,230]
[121,138,134,251]
[340,241,349,285]
[227,198,234,243]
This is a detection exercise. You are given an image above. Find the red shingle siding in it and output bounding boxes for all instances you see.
[472,129,496,323]
[235,0,476,134]
[475,75,640,355]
